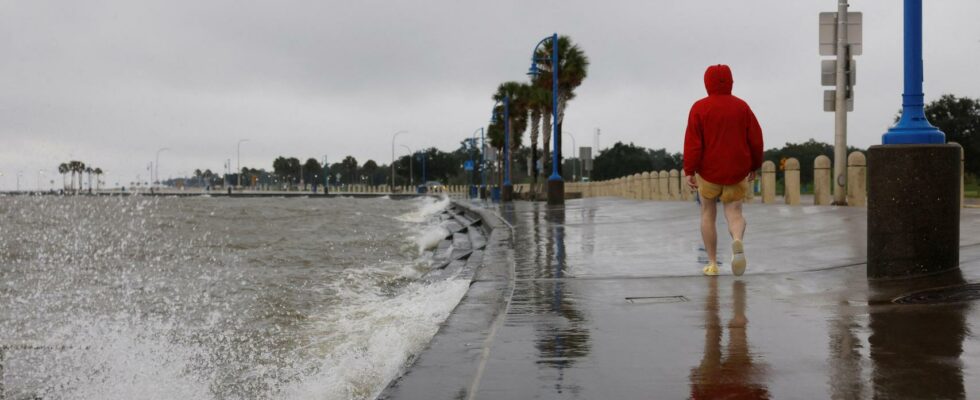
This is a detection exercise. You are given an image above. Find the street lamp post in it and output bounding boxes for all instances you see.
[866,0,959,280]
[562,131,582,182]
[237,139,249,190]
[529,33,563,205]
[16,171,23,192]
[155,147,170,189]
[37,170,44,192]
[491,97,513,202]
[474,127,487,199]
[401,144,413,187]
[391,130,408,189]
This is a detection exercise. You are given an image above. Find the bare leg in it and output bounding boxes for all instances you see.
[701,197,718,264]
[723,200,746,241]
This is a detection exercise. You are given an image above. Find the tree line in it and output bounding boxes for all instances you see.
[56,161,104,191]
[171,94,977,190]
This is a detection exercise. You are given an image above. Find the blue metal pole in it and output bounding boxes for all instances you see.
[504,95,511,186]
[480,127,486,191]
[548,33,562,181]
[421,152,426,185]
[882,0,944,144]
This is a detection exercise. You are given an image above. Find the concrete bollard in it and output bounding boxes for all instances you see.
[640,172,650,200]
[650,171,660,200]
[784,157,801,205]
[658,171,669,201]
[847,151,867,207]
[626,174,640,200]
[761,161,776,204]
[668,169,681,201]
[634,173,643,199]
[743,175,755,203]
[646,171,656,200]
[814,155,832,205]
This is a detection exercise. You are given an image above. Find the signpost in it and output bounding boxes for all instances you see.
[819,2,862,205]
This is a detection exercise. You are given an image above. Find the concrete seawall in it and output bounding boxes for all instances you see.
[380,201,515,399]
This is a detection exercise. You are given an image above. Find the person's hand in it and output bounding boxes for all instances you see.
[686,174,698,190]
[747,171,757,182]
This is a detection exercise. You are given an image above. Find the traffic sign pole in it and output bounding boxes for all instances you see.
[832,0,849,205]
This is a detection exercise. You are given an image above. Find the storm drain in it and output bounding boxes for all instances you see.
[626,295,688,304]
[893,283,980,305]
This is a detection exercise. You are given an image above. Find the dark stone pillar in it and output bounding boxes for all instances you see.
[501,184,514,202]
[547,179,565,205]
[867,144,960,279]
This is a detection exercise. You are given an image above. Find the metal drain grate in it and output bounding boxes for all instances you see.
[626,295,688,304]
[893,283,980,305]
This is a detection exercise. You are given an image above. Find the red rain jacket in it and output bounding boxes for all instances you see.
[683,65,764,185]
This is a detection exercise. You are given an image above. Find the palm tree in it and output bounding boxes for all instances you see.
[84,167,93,192]
[68,160,85,192]
[492,82,530,188]
[58,163,69,190]
[203,169,214,189]
[93,168,103,191]
[533,35,590,175]
[525,86,550,196]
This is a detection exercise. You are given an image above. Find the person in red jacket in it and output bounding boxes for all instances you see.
[684,64,763,276]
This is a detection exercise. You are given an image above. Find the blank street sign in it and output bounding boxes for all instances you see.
[819,12,863,56]
[821,59,857,86]
[580,147,593,171]
[824,90,854,112]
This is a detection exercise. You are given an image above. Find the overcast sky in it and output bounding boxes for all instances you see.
[2,0,979,189]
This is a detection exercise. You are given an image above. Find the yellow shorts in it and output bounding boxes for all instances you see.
[698,176,747,203]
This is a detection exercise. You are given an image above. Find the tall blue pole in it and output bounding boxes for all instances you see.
[548,33,561,181]
[882,0,944,144]
[480,127,486,191]
[504,96,511,186]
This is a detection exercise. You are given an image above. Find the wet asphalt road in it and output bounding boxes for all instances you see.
[384,197,980,399]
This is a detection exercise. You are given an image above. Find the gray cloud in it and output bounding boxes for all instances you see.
[2,0,979,189]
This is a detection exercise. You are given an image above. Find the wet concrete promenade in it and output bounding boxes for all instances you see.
[383,198,980,399]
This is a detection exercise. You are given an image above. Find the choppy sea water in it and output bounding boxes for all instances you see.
[0,195,467,399]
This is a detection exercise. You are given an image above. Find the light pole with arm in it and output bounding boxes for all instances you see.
[155,147,170,188]
[391,130,408,188]
[472,127,485,198]
[565,130,577,181]
[529,33,563,204]
[491,98,512,202]
[237,139,249,189]
[401,144,413,187]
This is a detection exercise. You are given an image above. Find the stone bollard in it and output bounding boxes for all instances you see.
[640,172,650,200]
[743,175,755,203]
[784,158,801,205]
[761,161,776,204]
[867,144,960,279]
[668,169,681,201]
[813,155,832,205]
[634,173,643,199]
[658,171,669,201]
[650,171,659,200]
[647,171,656,200]
[847,151,866,207]
[626,174,640,200]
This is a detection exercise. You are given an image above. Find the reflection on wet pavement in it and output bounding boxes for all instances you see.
[690,279,770,399]
[398,198,980,399]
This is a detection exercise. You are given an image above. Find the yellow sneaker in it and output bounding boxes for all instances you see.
[702,263,719,276]
[731,239,746,276]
